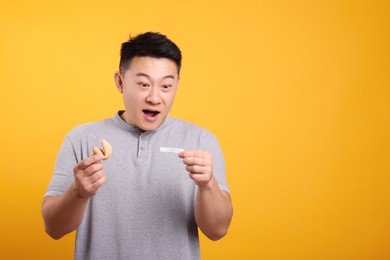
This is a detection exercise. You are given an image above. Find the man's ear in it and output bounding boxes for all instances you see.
[114,72,123,93]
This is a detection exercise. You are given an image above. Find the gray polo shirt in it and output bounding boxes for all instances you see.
[45,111,229,260]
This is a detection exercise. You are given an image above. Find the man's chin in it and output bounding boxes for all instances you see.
[138,117,166,132]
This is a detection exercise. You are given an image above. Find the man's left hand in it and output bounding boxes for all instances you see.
[179,150,214,188]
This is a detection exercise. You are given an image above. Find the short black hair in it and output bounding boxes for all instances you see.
[119,32,182,74]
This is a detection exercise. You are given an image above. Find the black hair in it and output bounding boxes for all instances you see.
[119,32,182,74]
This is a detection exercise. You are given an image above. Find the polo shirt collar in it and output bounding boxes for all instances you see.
[113,110,172,134]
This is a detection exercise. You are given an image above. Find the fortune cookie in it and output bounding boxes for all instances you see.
[92,140,112,160]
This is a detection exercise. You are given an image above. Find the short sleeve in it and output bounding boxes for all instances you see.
[200,130,230,194]
[44,135,78,197]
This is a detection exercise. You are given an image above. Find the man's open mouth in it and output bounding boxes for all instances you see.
[143,109,160,117]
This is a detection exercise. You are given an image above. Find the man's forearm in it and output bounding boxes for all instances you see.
[41,182,89,240]
[195,177,233,241]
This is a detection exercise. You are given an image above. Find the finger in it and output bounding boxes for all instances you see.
[74,162,103,183]
[88,170,105,184]
[85,162,103,176]
[188,172,211,186]
[81,175,106,196]
[76,154,104,170]
[179,150,206,158]
[182,156,207,166]
[186,165,207,174]
[88,176,107,193]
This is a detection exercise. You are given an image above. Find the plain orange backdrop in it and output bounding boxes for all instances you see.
[0,0,389,259]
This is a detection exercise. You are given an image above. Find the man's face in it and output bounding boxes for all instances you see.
[114,56,180,131]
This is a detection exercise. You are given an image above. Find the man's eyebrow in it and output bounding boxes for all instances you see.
[136,72,150,78]
[163,75,176,80]
[135,72,176,80]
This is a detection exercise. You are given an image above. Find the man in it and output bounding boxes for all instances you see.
[42,32,233,260]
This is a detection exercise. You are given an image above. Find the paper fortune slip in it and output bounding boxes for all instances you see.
[159,147,184,154]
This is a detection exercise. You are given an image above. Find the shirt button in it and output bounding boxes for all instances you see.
[140,147,145,150]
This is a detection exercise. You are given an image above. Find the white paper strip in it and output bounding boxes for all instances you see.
[160,147,184,154]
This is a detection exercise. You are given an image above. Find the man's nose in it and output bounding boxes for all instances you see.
[146,88,162,104]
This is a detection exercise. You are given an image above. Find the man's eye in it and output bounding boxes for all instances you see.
[138,82,149,88]
[162,85,172,91]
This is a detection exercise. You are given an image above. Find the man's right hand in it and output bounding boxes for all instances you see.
[42,153,108,239]
[73,154,106,199]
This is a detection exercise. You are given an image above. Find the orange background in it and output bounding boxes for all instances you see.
[1,0,389,259]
